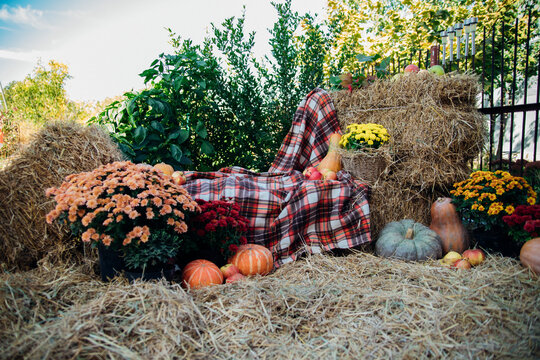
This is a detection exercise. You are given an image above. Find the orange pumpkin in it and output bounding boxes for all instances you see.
[228,244,274,276]
[317,133,342,173]
[429,197,470,255]
[154,163,174,176]
[520,237,540,275]
[181,259,223,289]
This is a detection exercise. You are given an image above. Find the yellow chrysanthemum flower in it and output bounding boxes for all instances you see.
[505,205,515,214]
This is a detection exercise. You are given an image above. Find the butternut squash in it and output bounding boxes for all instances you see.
[317,133,342,173]
[429,197,470,254]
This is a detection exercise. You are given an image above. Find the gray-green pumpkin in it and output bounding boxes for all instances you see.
[376,219,442,261]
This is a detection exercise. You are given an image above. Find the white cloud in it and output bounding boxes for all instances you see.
[0,49,45,62]
[0,4,49,29]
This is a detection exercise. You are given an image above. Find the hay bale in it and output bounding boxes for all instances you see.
[331,72,486,235]
[0,252,538,359]
[0,121,124,271]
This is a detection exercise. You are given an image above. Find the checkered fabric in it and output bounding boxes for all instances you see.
[183,88,371,267]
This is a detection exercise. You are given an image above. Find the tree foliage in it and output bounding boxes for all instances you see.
[4,60,73,124]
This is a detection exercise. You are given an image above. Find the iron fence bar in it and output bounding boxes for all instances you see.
[510,17,519,174]
[480,103,540,114]
[524,8,532,105]
[498,20,505,170]
[480,26,487,170]
[489,23,496,170]
[535,49,539,163]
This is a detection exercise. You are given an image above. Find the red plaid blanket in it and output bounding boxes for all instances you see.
[183,88,371,267]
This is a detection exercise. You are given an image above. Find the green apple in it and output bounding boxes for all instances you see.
[428,65,445,76]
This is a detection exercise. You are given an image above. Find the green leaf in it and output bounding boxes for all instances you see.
[147,133,161,142]
[179,155,193,165]
[356,54,376,63]
[127,98,137,116]
[195,121,208,139]
[200,140,214,155]
[168,129,190,144]
[151,121,165,134]
[133,126,147,144]
[198,80,207,89]
[174,77,184,91]
[170,144,183,162]
[329,76,341,85]
[119,143,136,157]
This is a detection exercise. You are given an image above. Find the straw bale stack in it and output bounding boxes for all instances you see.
[331,72,486,235]
[0,121,124,271]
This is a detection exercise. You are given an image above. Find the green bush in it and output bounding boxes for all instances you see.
[92,0,335,172]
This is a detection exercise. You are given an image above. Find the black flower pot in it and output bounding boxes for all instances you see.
[98,243,125,282]
[470,228,520,258]
[177,247,226,269]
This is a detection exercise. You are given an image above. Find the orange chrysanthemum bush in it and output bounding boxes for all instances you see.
[46,161,200,270]
[450,170,537,232]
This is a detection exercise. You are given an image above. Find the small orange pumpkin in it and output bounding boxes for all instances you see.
[228,244,274,276]
[316,133,342,173]
[154,163,174,176]
[520,237,540,275]
[430,197,470,255]
[181,259,223,289]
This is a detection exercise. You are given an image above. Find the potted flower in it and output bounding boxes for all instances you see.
[45,161,200,281]
[450,170,537,256]
[503,204,540,245]
[179,199,250,267]
[339,123,391,184]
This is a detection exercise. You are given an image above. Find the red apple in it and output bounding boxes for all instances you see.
[171,171,186,185]
[308,169,323,180]
[303,166,316,178]
[220,263,240,278]
[323,170,337,181]
[462,249,486,266]
[452,259,472,270]
[404,64,420,73]
[225,273,246,283]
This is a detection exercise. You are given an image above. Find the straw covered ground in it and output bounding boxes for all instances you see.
[0,251,538,359]
[0,121,125,271]
[331,72,486,236]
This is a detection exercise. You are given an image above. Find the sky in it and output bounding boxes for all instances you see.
[0,0,327,102]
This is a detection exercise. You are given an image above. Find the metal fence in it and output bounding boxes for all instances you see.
[392,8,539,177]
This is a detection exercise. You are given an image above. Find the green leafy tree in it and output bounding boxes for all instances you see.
[4,60,72,124]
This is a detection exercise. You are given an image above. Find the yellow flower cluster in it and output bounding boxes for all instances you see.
[339,123,390,150]
[451,170,537,217]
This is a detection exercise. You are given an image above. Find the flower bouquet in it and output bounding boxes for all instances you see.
[46,161,200,279]
[450,170,537,255]
[338,123,391,184]
[180,199,250,267]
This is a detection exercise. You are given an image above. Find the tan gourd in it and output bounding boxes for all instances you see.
[429,197,470,254]
[317,133,342,173]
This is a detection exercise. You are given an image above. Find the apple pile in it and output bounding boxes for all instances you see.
[303,166,337,181]
[402,64,445,76]
[439,249,486,270]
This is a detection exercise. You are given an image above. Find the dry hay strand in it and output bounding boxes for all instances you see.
[0,251,538,359]
[331,71,486,189]
[0,121,124,271]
